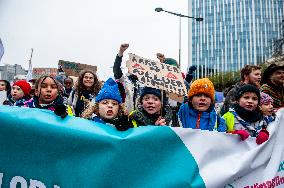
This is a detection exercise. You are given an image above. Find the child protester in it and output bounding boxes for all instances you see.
[24,76,71,118]
[178,78,227,132]
[259,92,276,124]
[3,80,31,106]
[82,78,130,131]
[128,86,174,127]
[223,84,269,145]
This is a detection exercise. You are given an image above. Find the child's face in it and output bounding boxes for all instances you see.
[191,93,212,112]
[260,102,274,116]
[98,99,119,120]
[11,85,24,100]
[142,94,162,115]
[83,73,94,89]
[238,92,258,111]
[64,79,73,89]
[37,77,58,104]
[0,81,6,91]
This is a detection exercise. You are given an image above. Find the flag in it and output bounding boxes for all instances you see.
[0,106,283,188]
[0,38,4,62]
[26,48,33,81]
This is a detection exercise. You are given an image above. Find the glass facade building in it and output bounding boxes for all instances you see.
[191,0,284,78]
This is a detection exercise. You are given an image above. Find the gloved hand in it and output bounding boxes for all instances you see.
[54,104,68,119]
[232,130,250,141]
[115,115,130,131]
[185,65,197,83]
[256,129,269,145]
[187,65,197,74]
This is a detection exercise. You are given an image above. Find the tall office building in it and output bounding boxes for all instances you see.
[190,0,284,78]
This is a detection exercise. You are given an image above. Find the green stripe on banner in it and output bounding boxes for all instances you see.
[0,106,205,188]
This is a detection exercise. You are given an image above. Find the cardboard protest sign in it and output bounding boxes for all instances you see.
[126,53,187,97]
[33,68,58,79]
[58,60,97,77]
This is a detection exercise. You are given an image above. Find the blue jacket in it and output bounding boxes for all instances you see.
[178,103,226,132]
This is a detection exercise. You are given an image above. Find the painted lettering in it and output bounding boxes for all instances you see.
[173,66,179,73]
[0,173,3,187]
[29,179,46,188]
[131,56,137,62]
[10,176,28,188]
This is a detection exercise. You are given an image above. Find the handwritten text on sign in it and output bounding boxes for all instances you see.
[126,54,186,96]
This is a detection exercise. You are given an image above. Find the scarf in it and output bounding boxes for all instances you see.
[233,103,262,123]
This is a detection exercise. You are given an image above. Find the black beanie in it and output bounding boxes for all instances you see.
[139,87,161,103]
[235,84,260,103]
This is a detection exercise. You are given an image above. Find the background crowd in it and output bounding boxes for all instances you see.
[1,43,283,145]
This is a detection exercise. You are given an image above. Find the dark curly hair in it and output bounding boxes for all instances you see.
[75,70,101,97]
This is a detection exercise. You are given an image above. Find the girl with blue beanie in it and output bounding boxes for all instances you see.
[178,78,227,132]
[82,78,130,131]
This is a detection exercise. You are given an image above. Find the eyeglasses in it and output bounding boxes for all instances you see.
[64,82,72,85]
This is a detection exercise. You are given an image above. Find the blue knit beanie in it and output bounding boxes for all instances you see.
[139,87,161,103]
[95,78,122,104]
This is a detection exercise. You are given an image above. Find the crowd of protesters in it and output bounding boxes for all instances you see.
[1,43,284,145]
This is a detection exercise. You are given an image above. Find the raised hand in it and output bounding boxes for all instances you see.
[118,43,129,57]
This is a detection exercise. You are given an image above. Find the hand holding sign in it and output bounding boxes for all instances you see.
[156,53,165,63]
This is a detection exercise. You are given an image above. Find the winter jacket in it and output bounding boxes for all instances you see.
[223,109,268,137]
[113,54,143,113]
[3,94,29,107]
[178,103,227,132]
[24,95,73,116]
[129,105,174,127]
[68,90,95,117]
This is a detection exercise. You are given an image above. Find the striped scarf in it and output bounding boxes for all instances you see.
[261,83,284,109]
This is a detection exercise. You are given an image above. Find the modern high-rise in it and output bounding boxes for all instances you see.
[190,0,284,78]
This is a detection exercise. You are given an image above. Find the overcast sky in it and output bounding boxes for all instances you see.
[0,0,190,80]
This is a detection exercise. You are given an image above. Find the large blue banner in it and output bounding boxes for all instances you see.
[0,106,204,188]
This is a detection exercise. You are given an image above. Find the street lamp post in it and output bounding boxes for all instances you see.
[155,7,203,68]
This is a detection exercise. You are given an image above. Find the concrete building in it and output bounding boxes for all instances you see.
[190,0,284,78]
[0,64,27,81]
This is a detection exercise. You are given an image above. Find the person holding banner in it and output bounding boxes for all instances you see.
[178,78,227,132]
[82,78,130,131]
[129,86,174,127]
[113,43,143,113]
[24,76,72,118]
[223,84,270,145]
[68,70,101,117]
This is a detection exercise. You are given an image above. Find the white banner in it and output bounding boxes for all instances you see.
[173,108,284,188]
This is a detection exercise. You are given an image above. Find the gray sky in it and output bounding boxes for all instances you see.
[0,0,189,80]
